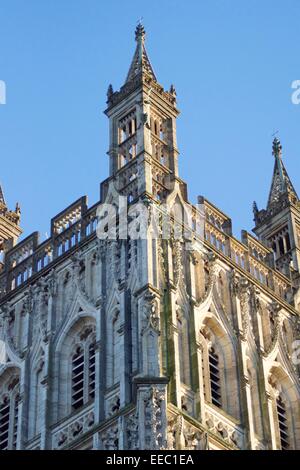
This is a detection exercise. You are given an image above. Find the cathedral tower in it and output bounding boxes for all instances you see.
[0,26,299,452]
[104,23,181,203]
[253,138,300,277]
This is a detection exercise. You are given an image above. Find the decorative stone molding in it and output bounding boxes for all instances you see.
[172,239,183,288]
[101,423,119,450]
[262,302,281,357]
[145,387,165,449]
[165,414,178,450]
[126,412,139,450]
[189,249,199,266]
[105,388,120,419]
[53,408,95,449]
[0,302,23,358]
[157,217,167,282]
[204,405,244,449]
[230,272,252,340]
[107,239,121,283]
[194,252,220,307]
[45,269,58,297]
[183,421,206,450]
[137,385,167,450]
[34,280,49,342]
[180,387,195,417]
[164,413,208,450]
[71,251,90,302]
[141,292,160,335]
[23,286,34,314]
[108,394,120,417]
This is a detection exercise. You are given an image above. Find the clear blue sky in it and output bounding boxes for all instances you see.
[1,0,299,242]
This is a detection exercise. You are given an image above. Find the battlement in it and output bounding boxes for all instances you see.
[0,196,98,298]
[0,191,294,305]
[198,196,293,302]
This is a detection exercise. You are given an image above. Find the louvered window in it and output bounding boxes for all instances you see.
[209,348,222,408]
[0,397,10,450]
[72,346,84,410]
[276,396,289,450]
[71,334,96,411]
[0,387,20,450]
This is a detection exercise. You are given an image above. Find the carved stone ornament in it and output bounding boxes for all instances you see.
[101,424,119,450]
[143,386,166,450]
[141,292,160,334]
[126,413,139,450]
[172,238,184,288]
[263,301,281,357]
[194,251,219,307]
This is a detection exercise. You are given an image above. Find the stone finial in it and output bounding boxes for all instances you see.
[135,22,146,42]
[253,201,258,215]
[272,137,282,159]
[15,202,21,224]
[107,84,114,102]
[169,84,177,97]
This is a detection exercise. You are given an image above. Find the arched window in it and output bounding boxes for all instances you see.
[0,377,20,450]
[268,367,300,450]
[200,315,241,420]
[276,395,289,450]
[71,327,96,411]
[208,347,222,408]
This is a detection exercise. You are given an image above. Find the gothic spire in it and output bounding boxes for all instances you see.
[267,137,298,208]
[125,23,157,84]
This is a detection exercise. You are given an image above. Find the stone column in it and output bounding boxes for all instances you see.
[168,288,181,407]
[266,390,277,449]
[93,307,103,425]
[118,285,128,408]
[135,379,168,450]
[18,289,33,449]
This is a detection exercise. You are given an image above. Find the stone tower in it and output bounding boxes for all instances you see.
[105,23,181,203]
[253,137,300,277]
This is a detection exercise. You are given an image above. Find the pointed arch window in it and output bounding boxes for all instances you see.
[276,395,289,450]
[208,347,222,408]
[201,321,241,420]
[0,379,20,450]
[71,328,96,411]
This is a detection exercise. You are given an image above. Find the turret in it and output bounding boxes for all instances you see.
[253,138,300,277]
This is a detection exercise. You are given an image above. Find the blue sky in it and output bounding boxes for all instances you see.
[0,0,299,242]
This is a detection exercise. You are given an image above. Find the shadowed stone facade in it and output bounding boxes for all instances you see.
[0,25,299,450]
